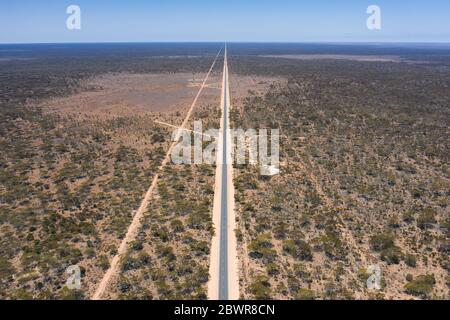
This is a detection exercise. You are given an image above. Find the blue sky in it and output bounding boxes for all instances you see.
[1,0,449,43]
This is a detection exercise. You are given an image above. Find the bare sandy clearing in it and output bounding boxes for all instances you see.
[39,72,221,117]
[92,50,223,300]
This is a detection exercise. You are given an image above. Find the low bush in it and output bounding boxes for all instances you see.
[404,274,436,298]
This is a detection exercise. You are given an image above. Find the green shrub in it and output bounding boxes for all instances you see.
[59,287,85,300]
[235,228,243,242]
[194,266,210,284]
[369,233,395,251]
[170,219,184,233]
[282,239,313,261]
[249,275,272,300]
[417,208,437,230]
[405,254,417,267]
[248,233,277,262]
[153,227,169,242]
[402,211,415,223]
[131,241,144,251]
[190,240,210,255]
[296,288,316,300]
[98,255,110,271]
[12,289,34,300]
[0,257,15,279]
[320,229,345,260]
[381,246,403,265]
[273,223,288,239]
[266,263,280,276]
[404,274,436,298]
[293,264,311,280]
[411,188,422,199]
[156,245,176,263]
[357,268,370,283]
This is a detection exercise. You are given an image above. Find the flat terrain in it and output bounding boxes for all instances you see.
[261,54,403,62]
[41,73,216,116]
[0,44,223,299]
[0,43,448,300]
[229,51,450,300]
[102,65,281,301]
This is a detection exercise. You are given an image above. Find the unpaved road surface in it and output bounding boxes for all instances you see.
[92,48,222,300]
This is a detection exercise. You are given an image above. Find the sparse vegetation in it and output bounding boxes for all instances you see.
[0,43,221,299]
[231,49,450,300]
[404,274,436,298]
[1,43,449,300]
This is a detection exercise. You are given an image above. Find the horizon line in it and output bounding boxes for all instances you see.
[1,40,450,45]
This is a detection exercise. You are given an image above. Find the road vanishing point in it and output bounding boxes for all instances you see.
[208,46,240,300]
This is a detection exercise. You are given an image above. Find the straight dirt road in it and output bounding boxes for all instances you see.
[208,46,240,300]
[91,48,222,300]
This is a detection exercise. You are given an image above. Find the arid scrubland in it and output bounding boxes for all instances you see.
[105,70,284,300]
[104,72,224,300]
[229,56,449,300]
[1,43,449,301]
[0,45,223,299]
